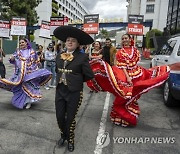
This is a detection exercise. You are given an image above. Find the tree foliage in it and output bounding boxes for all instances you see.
[1,0,40,26]
[146,29,163,48]
[100,28,109,39]
[29,34,35,42]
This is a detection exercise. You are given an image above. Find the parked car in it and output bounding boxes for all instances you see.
[150,35,180,107]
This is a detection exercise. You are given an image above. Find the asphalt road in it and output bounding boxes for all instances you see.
[0,56,179,154]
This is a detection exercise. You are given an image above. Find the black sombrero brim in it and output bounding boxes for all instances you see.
[53,26,94,45]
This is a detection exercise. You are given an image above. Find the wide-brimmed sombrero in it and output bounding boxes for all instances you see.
[53,26,94,45]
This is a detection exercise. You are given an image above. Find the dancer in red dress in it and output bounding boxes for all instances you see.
[87,34,170,127]
[89,41,103,60]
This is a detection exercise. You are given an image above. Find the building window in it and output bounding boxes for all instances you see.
[159,41,176,55]
[147,0,155,2]
[145,19,153,27]
[146,4,155,13]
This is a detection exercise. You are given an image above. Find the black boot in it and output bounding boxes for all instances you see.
[67,142,74,152]
[57,135,66,147]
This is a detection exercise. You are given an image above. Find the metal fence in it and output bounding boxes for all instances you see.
[2,39,36,54]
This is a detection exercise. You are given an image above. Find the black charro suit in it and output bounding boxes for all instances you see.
[55,49,94,145]
[55,49,94,90]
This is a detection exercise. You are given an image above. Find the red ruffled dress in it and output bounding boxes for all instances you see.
[90,49,102,59]
[87,46,170,127]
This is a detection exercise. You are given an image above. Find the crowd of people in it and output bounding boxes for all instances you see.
[0,25,179,152]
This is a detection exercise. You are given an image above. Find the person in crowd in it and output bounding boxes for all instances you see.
[79,45,86,53]
[87,33,171,127]
[53,26,94,152]
[89,41,103,60]
[0,48,6,78]
[0,38,52,109]
[88,41,103,93]
[84,44,91,56]
[102,38,117,66]
[44,43,56,89]
[37,45,45,68]
[55,43,62,54]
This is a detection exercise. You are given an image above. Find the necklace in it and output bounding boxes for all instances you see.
[122,46,134,59]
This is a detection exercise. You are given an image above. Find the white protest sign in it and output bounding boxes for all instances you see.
[64,16,69,26]
[39,20,51,39]
[11,17,26,36]
[50,17,64,36]
[0,20,10,38]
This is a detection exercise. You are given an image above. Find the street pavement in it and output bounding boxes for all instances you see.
[0,55,179,154]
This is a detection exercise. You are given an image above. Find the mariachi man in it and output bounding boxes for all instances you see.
[53,26,94,152]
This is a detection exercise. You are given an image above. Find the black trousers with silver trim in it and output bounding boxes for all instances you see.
[55,83,83,143]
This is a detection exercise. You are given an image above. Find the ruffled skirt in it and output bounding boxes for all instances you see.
[87,59,170,126]
[0,68,52,109]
